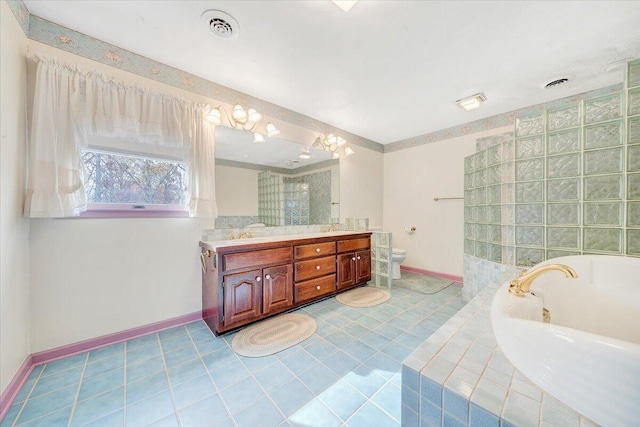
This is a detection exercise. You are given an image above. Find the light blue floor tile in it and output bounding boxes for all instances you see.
[218,376,264,414]
[314,320,338,337]
[70,387,124,427]
[0,404,22,427]
[343,365,387,398]
[238,353,278,372]
[269,379,315,417]
[365,352,401,379]
[126,355,165,383]
[279,349,317,376]
[209,359,250,390]
[354,314,384,329]
[178,395,229,427]
[304,340,339,360]
[324,330,355,348]
[16,405,72,427]
[17,384,77,424]
[342,323,369,338]
[160,335,193,353]
[30,366,83,398]
[373,323,405,340]
[171,375,216,410]
[322,351,360,376]
[126,389,174,427]
[126,341,161,365]
[13,379,36,404]
[25,365,44,382]
[342,340,377,361]
[297,363,340,395]
[253,361,294,392]
[346,401,399,427]
[158,326,188,341]
[359,332,392,350]
[125,334,159,352]
[201,347,238,371]
[87,343,125,364]
[185,320,207,333]
[371,382,401,421]
[318,380,367,421]
[40,354,86,378]
[83,354,124,380]
[381,342,415,362]
[163,345,198,368]
[289,398,341,427]
[81,409,124,427]
[394,332,424,349]
[77,368,124,401]
[167,358,207,387]
[194,337,227,356]
[126,371,169,405]
[188,328,214,343]
[233,396,283,427]
[148,414,180,427]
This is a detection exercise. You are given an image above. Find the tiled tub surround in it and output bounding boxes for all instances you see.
[464,58,640,297]
[1,278,466,427]
[401,271,598,427]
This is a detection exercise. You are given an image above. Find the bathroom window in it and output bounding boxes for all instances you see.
[81,149,189,216]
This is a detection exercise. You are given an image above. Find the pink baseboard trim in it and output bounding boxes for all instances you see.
[31,311,202,366]
[0,355,33,420]
[401,265,463,284]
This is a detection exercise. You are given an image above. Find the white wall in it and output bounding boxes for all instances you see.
[0,1,30,393]
[383,126,512,276]
[341,147,384,227]
[215,165,259,217]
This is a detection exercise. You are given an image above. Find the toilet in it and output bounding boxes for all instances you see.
[391,248,406,279]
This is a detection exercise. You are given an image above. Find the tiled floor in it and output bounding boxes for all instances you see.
[1,276,466,427]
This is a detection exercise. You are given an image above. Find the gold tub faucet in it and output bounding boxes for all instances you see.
[509,264,578,297]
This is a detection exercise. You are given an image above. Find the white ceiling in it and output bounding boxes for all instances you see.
[24,1,640,145]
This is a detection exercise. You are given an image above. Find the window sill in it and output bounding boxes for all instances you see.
[78,204,190,219]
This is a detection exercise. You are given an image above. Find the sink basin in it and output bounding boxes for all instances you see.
[491,255,640,427]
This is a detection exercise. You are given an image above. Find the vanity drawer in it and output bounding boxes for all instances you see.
[294,256,336,281]
[294,242,336,260]
[222,247,292,272]
[337,238,370,253]
[294,274,336,303]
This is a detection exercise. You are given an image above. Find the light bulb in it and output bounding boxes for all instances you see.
[206,108,221,124]
[247,108,262,122]
[254,133,265,143]
[332,152,340,159]
[266,123,280,137]
[336,136,346,147]
[327,134,337,144]
[345,146,355,156]
[232,105,247,122]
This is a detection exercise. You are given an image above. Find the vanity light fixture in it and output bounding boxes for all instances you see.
[312,133,354,158]
[456,93,487,111]
[331,0,358,12]
[206,104,279,137]
[253,133,265,143]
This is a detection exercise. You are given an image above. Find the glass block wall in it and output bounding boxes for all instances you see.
[258,171,285,226]
[283,180,310,226]
[465,59,640,267]
[371,231,392,289]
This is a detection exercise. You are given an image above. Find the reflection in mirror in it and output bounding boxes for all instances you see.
[214,126,339,228]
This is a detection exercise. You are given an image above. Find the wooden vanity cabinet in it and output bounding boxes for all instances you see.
[201,232,371,335]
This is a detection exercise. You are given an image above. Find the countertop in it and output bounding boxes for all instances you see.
[199,231,371,251]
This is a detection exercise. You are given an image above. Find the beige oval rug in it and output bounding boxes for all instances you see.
[231,313,316,357]
[336,286,391,307]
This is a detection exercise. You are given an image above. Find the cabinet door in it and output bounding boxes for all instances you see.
[223,270,262,327]
[263,265,293,315]
[355,250,371,284]
[337,253,355,289]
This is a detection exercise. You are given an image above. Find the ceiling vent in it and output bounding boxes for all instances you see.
[543,77,569,89]
[202,10,239,39]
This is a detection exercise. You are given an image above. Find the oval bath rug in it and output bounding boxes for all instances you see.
[231,313,316,357]
[336,286,391,307]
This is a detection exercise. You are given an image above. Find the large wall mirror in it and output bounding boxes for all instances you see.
[214,126,340,228]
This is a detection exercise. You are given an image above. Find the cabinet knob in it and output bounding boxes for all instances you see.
[316,285,321,290]
[352,257,356,261]
[256,277,261,282]
[316,248,321,253]
[316,265,321,270]
[357,256,361,260]
[265,275,271,280]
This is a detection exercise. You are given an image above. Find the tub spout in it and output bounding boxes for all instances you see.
[508,264,578,297]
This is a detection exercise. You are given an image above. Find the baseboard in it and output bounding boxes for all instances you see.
[400,265,463,284]
[0,311,202,422]
[0,355,33,421]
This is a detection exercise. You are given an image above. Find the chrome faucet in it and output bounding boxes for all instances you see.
[508,264,578,297]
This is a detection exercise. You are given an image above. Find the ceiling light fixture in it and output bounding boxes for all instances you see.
[206,104,279,138]
[312,133,354,159]
[331,0,358,12]
[456,93,487,111]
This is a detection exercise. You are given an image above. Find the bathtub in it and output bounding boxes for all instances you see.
[491,255,640,427]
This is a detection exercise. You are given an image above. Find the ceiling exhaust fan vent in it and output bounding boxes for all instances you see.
[544,78,569,88]
[202,10,239,39]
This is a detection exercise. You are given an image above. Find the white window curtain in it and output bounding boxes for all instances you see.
[24,56,217,218]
